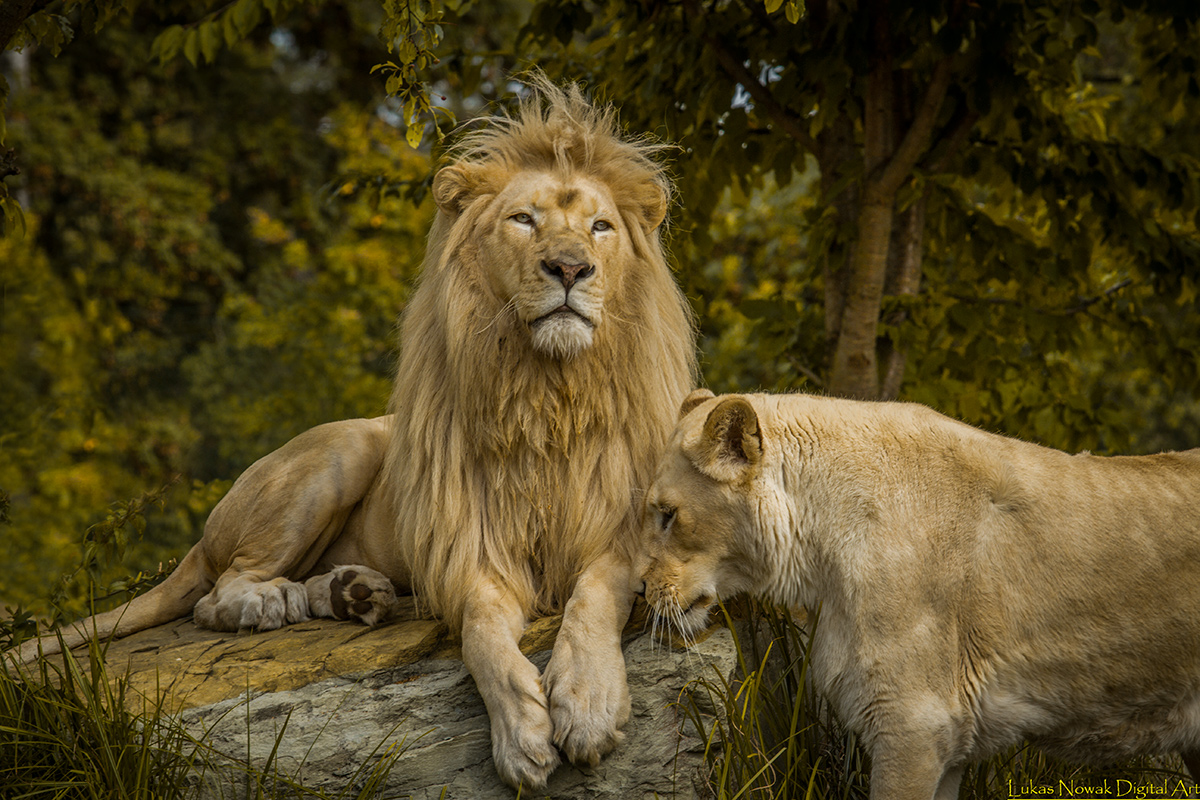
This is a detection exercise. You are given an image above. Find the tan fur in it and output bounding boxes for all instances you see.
[640,390,1200,800]
[13,79,697,791]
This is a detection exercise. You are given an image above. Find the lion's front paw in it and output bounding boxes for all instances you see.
[543,640,631,767]
[195,577,310,632]
[489,674,561,790]
[305,565,398,627]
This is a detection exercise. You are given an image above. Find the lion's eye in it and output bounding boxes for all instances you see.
[592,219,613,233]
[511,212,534,226]
[659,505,677,531]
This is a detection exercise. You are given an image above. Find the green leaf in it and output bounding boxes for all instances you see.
[183,28,200,66]
[233,0,261,37]
[1,195,26,238]
[406,123,424,149]
[764,0,784,12]
[152,25,185,64]
[199,21,220,64]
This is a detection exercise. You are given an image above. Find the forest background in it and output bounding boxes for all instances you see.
[1,0,1199,624]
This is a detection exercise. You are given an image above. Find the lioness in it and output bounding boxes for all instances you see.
[640,388,1200,799]
[16,79,697,790]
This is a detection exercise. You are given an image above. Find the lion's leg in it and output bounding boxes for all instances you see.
[194,572,311,632]
[303,565,399,627]
[191,417,393,633]
[542,550,635,766]
[461,574,560,790]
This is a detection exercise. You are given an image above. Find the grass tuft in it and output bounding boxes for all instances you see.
[1,633,414,799]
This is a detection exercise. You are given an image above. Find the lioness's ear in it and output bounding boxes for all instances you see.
[679,388,715,419]
[433,163,486,216]
[689,396,762,482]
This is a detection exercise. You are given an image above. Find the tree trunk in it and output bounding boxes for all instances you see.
[828,4,895,400]
[879,193,927,400]
[830,188,895,399]
[817,112,858,358]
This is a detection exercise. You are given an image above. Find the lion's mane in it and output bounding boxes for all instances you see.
[381,80,697,629]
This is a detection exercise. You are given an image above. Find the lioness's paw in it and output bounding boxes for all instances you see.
[490,680,561,790]
[544,642,631,767]
[304,565,398,627]
[194,577,310,632]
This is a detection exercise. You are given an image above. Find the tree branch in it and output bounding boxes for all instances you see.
[923,100,980,174]
[874,53,955,195]
[0,0,53,54]
[948,279,1134,316]
[686,1,818,154]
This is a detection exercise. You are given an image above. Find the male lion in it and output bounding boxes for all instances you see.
[17,79,697,790]
[640,389,1200,799]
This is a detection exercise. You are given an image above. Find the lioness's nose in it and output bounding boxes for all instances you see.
[542,258,594,290]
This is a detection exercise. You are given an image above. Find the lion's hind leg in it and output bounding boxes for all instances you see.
[193,573,310,632]
[304,565,399,627]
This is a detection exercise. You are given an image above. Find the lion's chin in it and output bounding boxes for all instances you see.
[530,310,595,359]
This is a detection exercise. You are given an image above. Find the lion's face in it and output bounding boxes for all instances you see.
[439,167,636,360]
[637,391,769,638]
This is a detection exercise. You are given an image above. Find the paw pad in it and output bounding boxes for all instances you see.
[327,567,398,627]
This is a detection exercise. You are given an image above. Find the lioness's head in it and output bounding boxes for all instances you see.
[637,388,777,637]
[427,78,671,362]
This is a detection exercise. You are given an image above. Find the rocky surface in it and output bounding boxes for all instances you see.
[71,600,735,799]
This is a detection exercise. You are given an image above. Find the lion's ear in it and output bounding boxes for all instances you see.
[638,183,669,231]
[433,163,487,216]
[688,396,763,483]
[679,388,715,419]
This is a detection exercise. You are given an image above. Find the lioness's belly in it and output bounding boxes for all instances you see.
[978,675,1200,763]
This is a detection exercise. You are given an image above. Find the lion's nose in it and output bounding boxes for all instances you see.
[542,258,595,291]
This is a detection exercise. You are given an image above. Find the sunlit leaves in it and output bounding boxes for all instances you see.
[375,0,464,147]
[763,0,804,24]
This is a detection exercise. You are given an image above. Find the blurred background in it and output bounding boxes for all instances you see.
[1,0,1198,623]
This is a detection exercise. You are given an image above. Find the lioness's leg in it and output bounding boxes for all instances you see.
[542,550,636,766]
[868,727,953,800]
[934,765,965,800]
[461,575,560,790]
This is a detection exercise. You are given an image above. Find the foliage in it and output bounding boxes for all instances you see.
[682,603,870,799]
[0,2,436,619]
[527,0,1200,451]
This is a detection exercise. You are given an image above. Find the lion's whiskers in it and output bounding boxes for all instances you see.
[476,297,519,337]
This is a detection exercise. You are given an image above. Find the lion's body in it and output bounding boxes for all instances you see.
[640,390,1200,799]
[382,166,694,627]
[17,80,696,790]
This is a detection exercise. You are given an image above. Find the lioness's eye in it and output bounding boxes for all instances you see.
[511,212,534,226]
[592,219,613,233]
